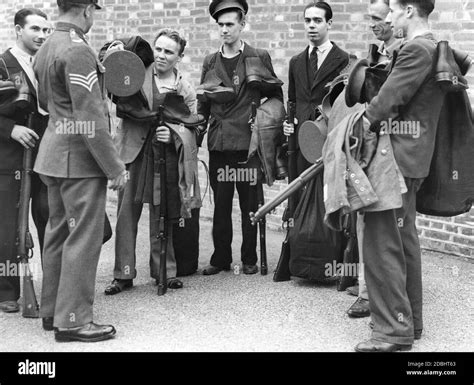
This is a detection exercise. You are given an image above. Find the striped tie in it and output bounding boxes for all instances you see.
[310,47,319,78]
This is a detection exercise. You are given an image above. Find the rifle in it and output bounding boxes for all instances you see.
[250,160,324,224]
[337,212,358,291]
[250,120,325,223]
[17,105,40,318]
[156,104,168,296]
[273,101,296,282]
[249,101,268,275]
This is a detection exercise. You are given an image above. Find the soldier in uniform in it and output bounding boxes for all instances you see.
[33,0,127,342]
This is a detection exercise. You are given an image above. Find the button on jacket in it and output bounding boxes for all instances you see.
[323,101,406,231]
[33,22,124,179]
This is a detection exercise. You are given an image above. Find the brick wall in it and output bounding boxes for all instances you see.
[0,0,472,259]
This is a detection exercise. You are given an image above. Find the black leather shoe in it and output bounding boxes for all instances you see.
[244,56,283,94]
[347,297,370,318]
[104,279,133,295]
[355,338,412,352]
[368,321,422,340]
[196,70,236,104]
[243,264,259,275]
[116,95,159,122]
[42,317,54,331]
[167,278,183,289]
[0,300,19,313]
[202,265,230,275]
[435,41,468,92]
[346,285,359,297]
[55,322,116,343]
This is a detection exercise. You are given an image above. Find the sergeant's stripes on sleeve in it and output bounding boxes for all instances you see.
[69,70,98,92]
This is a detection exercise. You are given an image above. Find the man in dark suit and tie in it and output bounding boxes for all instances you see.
[0,8,50,314]
[355,0,445,352]
[283,1,350,174]
[281,1,349,280]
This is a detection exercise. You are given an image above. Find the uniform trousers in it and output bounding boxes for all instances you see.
[39,175,106,328]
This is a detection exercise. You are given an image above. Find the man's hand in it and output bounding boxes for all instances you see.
[283,117,298,136]
[11,125,39,149]
[155,125,171,143]
[108,170,128,191]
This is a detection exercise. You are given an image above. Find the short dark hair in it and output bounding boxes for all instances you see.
[215,9,246,23]
[153,28,187,56]
[370,0,389,5]
[304,1,333,22]
[14,8,47,28]
[397,0,435,17]
[57,0,88,15]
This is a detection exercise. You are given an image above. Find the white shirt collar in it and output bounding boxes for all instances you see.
[153,67,183,91]
[10,44,33,65]
[219,40,245,57]
[309,39,332,54]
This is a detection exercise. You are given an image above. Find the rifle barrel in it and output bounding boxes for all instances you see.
[250,159,323,224]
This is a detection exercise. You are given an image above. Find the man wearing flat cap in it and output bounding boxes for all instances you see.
[198,0,283,275]
[33,0,127,342]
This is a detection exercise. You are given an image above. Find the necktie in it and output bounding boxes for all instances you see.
[310,47,319,78]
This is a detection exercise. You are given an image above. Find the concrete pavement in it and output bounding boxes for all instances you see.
[0,201,473,352]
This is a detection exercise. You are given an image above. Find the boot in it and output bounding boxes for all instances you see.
[244,56,283,95]
[196,70,236,104]
[363,66,389,104]
[366,43,380,67]
[160,92,207,126]
[116,94,159,122]
[275,143,288,180]
[435,41,468,92]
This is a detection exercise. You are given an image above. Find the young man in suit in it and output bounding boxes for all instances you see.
[104,28,198,295]
[198,0,283,275]
[0,8,50,314]
[355,0,445,352]
[283,1,350,174]
[34,0,127,342]
[281,1,348,282]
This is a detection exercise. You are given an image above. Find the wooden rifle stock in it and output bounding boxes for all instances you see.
[156,105,168,296]
[17,112,39,318]
[273,101,296,282]
[249,102,268,275]
[337,213,358,291]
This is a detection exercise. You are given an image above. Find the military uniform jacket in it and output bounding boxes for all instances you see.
[33,22,124,179]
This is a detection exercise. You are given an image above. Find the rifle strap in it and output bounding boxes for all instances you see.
[198,158,211,204]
